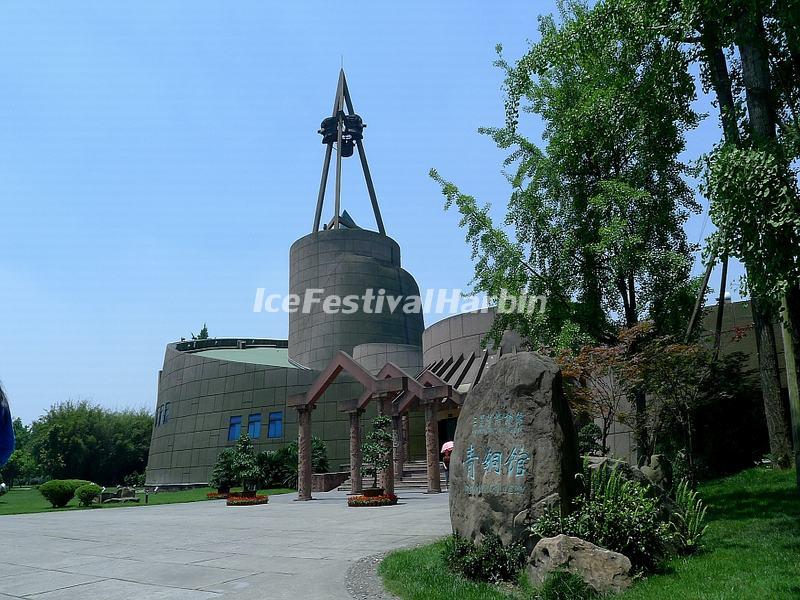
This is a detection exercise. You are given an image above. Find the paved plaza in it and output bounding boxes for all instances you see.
[0,490,450,600]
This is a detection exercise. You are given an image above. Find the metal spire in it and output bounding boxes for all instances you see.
[312,69,386,235]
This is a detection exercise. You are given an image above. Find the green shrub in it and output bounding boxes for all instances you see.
[39,479,93,508]
[75,483,102,507]
[210,448,237,492]
[577,423,604,456]
[536,570,598,600]
[533,466,671,572]
[671,479,708,554]
[259,437,329,489]
[442,534,526,584]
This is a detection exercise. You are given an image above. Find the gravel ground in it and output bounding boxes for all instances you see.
[345,552,399,600]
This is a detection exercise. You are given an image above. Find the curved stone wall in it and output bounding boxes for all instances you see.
[352,343,423,375]
[145,342,363,487]
[288,228,424,371]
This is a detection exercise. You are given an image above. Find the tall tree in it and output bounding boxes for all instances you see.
[433,0,700,351]
[433,0,700,458]
[641,0,799,472]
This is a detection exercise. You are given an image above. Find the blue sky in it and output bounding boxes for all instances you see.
[0,2,740,424]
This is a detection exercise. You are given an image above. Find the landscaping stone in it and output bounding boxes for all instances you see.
[527,534,633,595]
[640,454,672,490]
[449,352,580,548]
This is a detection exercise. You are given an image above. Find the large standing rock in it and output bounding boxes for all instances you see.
[527,534,633,595]
[449,352,579,548]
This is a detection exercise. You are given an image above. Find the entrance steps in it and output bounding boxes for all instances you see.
[337,460,448,493]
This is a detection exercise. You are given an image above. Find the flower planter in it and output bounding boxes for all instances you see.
[226,495,269,507]
[362,487,385,498]
[348,493,398,507]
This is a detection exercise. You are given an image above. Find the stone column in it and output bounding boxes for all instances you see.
[402,414,411,462]
[382,397,395,495]
[392,413,404,480]
[424,402,441,493]
[349,409,363,494]
[297,407,313,501]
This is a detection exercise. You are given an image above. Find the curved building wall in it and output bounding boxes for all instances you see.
[422,308,522,367]
[353,342,423,375]
[146,341,365,487]
[288,228,424,371]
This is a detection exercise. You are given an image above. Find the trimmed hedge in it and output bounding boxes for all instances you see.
[75,483,103,507]
[39,479,95,508]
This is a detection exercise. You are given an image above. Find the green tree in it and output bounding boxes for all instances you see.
[433,0,701,459]
[231,433,260,495]
[192,323,209,340]
[210,448,237,493]
[432,0,700,352]
[638,0,799,475]
[0,449,36,487]
[362,416,393,489]
[29,401,153,484]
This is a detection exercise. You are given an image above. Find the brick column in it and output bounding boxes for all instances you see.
[392,413,404,480]
[424,402,441,493]
[297,407,313,501]
[349,409,363,494]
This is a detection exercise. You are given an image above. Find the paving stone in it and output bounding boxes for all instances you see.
[0,489,449,599]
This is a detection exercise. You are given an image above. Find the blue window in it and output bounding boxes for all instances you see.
[267,412,283,439]
[156,403,171,427]
[228,416,242,441]
[248,413,262,439]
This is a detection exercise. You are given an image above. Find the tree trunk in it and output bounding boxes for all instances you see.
[781,293,800,484]
[752,298,793,468]
[736,9,800,474]
[701,13,795,471]
[736,10,776,143]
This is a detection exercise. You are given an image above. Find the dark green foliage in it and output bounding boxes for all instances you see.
[536,570,598,600]
[39,480,75,507]
[533,466,671,572]
[431,0,700,350]
[75,483,102,507]
[210,448,236,492]
[192,323,209,340]
[39,479,93,508]
[231,433,260,493]
[29,401,152,485]
[577,424,604,456]
[258,436,329,489]
[362,416,393,488]
[442,534,526,584]
[123,472,145,487]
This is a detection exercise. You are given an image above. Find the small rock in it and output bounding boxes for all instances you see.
[528,534,633,595]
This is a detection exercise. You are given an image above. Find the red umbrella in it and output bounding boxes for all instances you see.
[441,441,454,453]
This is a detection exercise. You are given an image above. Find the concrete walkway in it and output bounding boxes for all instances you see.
[0,490,450,600]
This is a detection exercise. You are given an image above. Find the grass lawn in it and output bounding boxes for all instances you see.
[379,467,800,599]
[0,486,295,516]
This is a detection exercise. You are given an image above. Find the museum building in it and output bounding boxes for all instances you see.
[145,71,786,489]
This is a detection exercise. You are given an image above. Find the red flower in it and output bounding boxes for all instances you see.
[347,493,398,507]
[226,495,269,506]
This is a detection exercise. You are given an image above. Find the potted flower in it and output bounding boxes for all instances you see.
[360,416,393,498]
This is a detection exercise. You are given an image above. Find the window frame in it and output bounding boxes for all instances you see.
[267,411,283,439]
[228,415,243,441]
